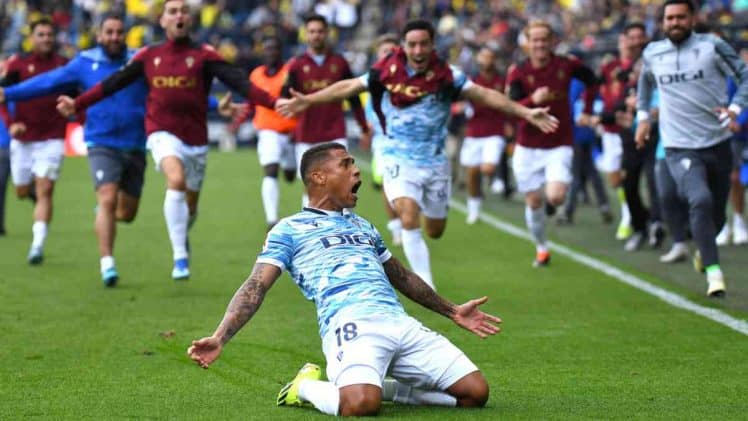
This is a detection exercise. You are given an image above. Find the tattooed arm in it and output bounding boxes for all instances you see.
[383,256,503,338]
[187,262,281,368]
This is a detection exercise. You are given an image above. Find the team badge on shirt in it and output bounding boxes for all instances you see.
[28,64,35,73]
[527,74,534,86]
[303,65,310,73]
[330,63,337,73]
[154,57,161,67]
[390,64,397,74]
[426,70,434,81]
[557,69,566,80]
[186,56,194,68]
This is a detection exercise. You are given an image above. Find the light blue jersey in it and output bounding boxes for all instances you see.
[359,66,472,167]
[257,208,407,337]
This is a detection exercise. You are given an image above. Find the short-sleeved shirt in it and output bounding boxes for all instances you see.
[257,208,406,338]
[358,65,472,167]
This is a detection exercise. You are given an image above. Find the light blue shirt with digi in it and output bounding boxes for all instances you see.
[257,207,407,338]
[358,65,472,167]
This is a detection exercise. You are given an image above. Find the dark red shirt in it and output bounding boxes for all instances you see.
[466,72,508,138]
[599,57,634,133]
[75,38,276,146]
[1,53,68,142]
[507,54,596,148]
[284,51,366,143]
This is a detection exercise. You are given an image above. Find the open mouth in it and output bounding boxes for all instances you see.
[351,181,362,198]
[176,22,185,29]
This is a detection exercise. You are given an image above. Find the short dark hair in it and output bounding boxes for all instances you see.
[663,0,695,13]
[99,12,125,27]
[300,142,347,186]
[623,21,646,35]
[401,19,435,41]
[304,14,328,28]
[30,17,54,33]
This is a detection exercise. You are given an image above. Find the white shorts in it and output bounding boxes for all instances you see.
[512,144,573,193]
[295,139,348,178]
[596,131,623,173]
[383,160,450,219]
[322,315,479,390]
[10,138,65,185]
[460,135,505,167]
[147,131,208,192]
[257,130,295,170]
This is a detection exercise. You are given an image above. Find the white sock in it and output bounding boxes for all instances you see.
[733,212,746,230]
[401,228,434,289]
[100,255,115,272]
[525,206,547,249]
[382,379,456,407]
[298,380,339,415]
[262,176,280,223]
[387,218,402,235]
[302,193,309,208]
[467,197,482,219]
[164,189,189,260]
[31,221,47,248]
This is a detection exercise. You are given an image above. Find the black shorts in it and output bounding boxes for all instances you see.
[87,146,146,198]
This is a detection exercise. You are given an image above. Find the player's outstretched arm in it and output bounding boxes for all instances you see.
[275,78,366,117]
[187,262,281,368]
[383,257,502,338]
[462,84,559,134]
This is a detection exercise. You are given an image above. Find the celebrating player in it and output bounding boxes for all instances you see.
[278,19,558,288]
[57,0,277,280]
[188,142,501,416]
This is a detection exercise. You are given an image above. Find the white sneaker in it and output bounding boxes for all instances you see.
[733,218,748,245]
[490,178,505,194]
[624,231,644,252]
[715,224,730,246]
[659,243,689,263]
[706,271,726,297]
[466,212,479,225]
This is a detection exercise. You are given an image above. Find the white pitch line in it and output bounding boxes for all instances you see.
[448,200,748,336]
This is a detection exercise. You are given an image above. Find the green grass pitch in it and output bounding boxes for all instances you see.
[1,150,746,419]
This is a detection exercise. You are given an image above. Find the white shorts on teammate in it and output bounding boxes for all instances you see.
[596,131,623,173]
[382,160,451,219]
[459,135,505,168]
[257,129,296,170]
[148,131,207,192]
[512,144,573,193]
[9,138,64,185]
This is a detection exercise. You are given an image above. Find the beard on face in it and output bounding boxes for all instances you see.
[666,26,691,44]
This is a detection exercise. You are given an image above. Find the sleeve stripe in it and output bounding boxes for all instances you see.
[379,249,392,263]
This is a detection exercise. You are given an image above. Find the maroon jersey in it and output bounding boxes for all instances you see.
[284,51,366,143]
[465,72,507,138]
[75,38,276,146]
[1,53,68,142]
[599,57,634,133]
[507,54,596,148]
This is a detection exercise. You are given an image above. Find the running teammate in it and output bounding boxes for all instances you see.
[57,0,277,280]
[0,17,69,264]
[282,14,369,206]
[460,47,510,224]
[188,142,501,416]
[278,19,558,288]
[636,0,748,296]
[507,20,597,267]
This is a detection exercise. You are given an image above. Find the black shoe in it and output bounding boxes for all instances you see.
[545,203,557,217]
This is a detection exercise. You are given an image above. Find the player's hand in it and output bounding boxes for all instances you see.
[9,122,26,137]
[526,107,559,133]
[187,336,223,369]
[56,95,76,117]
[452,296,502,339]
[635,119,651,149]
[275,88,310,117]
[530,86,550,104]
[218,92,248,119]
[714,106,737,129]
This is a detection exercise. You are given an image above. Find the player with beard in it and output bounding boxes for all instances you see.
[57,0,277,281]
[282,14,369,207]
[636,0,748,296]
[277,20,558,288]
[460,47,510,225]
[0,17,68,265]
[507,20,598,267]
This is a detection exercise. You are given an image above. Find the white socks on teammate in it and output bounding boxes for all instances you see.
[467,197,482,224]
[382,379,457,407]
[525,205,547,251]
[387,218,402,245]
[100,255,115,272]
[164,189,189,260]
[298,380,340,415]
[31,220,47,249]
[401,228,435,289]
[262,176,280,224]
